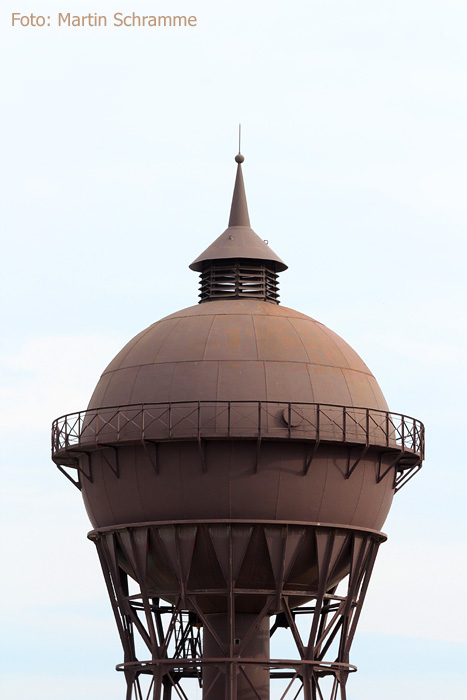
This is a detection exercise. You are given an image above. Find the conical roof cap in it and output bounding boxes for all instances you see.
[189,155,287,272]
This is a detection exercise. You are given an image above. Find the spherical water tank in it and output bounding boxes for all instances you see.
[80,299,395,534]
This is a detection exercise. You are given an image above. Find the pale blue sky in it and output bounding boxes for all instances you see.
[1,1,466,698]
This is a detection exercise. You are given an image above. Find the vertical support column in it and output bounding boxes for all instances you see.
[203,614,270,700]
[162,676,172,700]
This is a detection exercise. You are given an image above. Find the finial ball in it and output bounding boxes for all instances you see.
[235,154,245,164]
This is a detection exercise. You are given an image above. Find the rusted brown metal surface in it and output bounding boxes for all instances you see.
[189,155,287,274]
[90,521,385,700]
[198,262,280,303]
[84,298,390,410]
[52,153,424,700]
[52,400,423,504]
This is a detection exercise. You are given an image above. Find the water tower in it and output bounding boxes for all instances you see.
[52,152,424,700]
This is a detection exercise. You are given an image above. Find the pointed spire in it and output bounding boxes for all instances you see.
[228,154,250,227]
[189,153,287,273]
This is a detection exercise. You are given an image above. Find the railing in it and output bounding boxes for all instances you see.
[51,401,424,460]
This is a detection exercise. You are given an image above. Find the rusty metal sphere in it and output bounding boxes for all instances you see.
[81,299,395,533]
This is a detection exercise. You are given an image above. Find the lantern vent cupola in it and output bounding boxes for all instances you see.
[189,153,287,303]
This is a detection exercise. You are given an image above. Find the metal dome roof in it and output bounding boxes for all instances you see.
[88,299,387,410]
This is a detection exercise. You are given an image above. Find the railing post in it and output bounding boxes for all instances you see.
[366,408,369,446]
[228,401,231,438]
[343,406,346,442]
[316,404,320,442]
